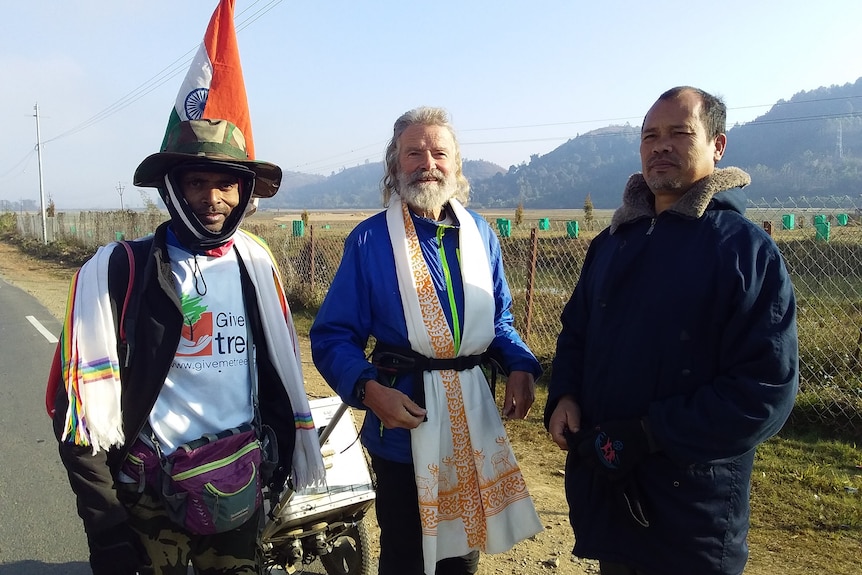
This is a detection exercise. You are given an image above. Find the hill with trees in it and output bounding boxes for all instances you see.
[270,78,862,210]
[721,80,862,201]
[274,160,505,209]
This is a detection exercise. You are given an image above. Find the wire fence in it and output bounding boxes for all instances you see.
[13,197,862,434]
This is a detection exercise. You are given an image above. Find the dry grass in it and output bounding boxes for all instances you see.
[5,209,862,573]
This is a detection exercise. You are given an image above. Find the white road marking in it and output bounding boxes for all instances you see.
[26,315,58,343]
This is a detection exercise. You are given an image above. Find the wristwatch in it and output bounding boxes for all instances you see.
[355,378,370,402]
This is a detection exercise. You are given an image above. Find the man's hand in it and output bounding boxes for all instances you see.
[548,395,582,450]
[502,370,536,419]
[362,379,427,430]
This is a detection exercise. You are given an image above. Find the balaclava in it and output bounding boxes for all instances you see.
[159,160,256,251]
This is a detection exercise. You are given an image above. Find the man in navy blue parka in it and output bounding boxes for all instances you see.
[545,87,799,575]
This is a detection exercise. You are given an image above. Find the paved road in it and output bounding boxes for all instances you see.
[0,278,91,573]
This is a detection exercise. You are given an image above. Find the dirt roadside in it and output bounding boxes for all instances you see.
[15,232,833,575]
[0,239,815,575]
[0,240,594,574]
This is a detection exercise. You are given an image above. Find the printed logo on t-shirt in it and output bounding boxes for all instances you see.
[177,294,213,356]
[175,293,249,362]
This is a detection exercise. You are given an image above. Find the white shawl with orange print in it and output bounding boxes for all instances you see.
[386,197,542,574]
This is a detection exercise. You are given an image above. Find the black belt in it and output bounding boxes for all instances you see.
[370,343,507,408]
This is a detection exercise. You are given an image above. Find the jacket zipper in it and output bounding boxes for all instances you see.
[646,217,656,235]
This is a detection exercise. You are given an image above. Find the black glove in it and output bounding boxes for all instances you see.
[563,428,588,451]
[264,464,291,520]
[614,477,650,528]
[575,418,655,480]
[88,521,150,575]
[258,424,280,486]
[267,464,289,495]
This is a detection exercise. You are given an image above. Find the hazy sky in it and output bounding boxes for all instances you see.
[3,0,861,209]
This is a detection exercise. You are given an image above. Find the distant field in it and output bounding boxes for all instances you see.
[255,207,616,228]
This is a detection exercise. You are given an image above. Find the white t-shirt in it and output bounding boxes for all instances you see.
[149,245,254,453]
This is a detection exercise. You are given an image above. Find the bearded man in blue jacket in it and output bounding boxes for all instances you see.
[545,86,799,575]
[311,106,543,575]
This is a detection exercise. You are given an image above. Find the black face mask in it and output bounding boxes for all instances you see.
[158,161,256,251]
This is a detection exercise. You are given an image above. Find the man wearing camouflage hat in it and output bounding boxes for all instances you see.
[49,118,325,574]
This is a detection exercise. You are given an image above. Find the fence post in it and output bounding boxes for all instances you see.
[309,224,316,290]
[525,227,538,342]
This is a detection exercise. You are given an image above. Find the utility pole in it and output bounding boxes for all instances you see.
[34,102,47,244]
[117,181,125,210]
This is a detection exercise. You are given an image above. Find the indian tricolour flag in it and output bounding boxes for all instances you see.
[162,0,255,159]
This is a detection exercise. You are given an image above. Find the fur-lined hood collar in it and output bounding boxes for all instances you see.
[609,167,751,234]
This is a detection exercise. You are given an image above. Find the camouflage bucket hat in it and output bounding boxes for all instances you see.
[133,119,281,198]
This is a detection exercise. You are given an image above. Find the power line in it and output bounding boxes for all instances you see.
[460,111,862,148]
[302,109,862,174]
[0,149,36,180]
[457,95,862,134]
[42,0,284,145]
[733,111,862,127]
[288,141,387,173]
[459,115,641,133]
[42,56,194,144]
[4,0,861,178]
[287,97,862,173]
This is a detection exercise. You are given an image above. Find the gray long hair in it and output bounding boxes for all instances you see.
[381,106,471,206]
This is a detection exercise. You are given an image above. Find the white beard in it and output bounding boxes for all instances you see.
[397,170,456,212]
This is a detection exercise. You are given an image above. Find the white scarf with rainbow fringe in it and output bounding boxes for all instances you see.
[56,230,326,490]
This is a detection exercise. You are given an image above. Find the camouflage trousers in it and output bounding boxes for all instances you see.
[121,487,262,575]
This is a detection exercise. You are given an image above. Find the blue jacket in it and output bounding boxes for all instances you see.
[544,168,798,575]
[311,205,541,464]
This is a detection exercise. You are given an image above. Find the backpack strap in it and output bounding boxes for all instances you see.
[116,237,154,368]
[117,241,135,344]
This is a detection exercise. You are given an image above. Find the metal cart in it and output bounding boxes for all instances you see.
[259,396,376,574]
